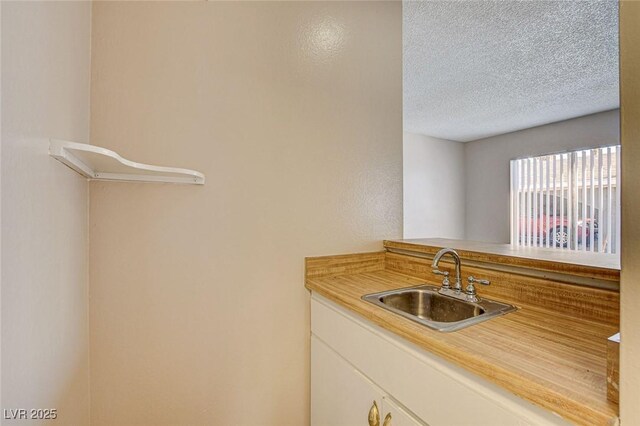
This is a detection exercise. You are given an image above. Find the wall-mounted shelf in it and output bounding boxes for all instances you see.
[49,140,205,185]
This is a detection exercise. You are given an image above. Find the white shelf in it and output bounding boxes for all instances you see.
[49,140,205,185]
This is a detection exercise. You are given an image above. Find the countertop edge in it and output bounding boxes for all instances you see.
[384,239,620,282]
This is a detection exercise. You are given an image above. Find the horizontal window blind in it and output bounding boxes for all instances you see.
[510,146,620,254]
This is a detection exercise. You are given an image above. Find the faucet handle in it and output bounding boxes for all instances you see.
[465,276,490,302]
[432,269,451,290]
[467,276,490,286]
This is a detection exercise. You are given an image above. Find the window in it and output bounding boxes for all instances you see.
[510,146,620,254]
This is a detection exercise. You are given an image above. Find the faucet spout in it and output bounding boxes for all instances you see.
[431,248,462,291]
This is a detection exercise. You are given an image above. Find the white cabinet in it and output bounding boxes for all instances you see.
[382,396,426,426]
[311,335,383,426]
[310,293,571,426]
[311,335,424,426]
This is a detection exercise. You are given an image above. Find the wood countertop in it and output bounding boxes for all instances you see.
[385,238,620,279]
[305,251,619,426]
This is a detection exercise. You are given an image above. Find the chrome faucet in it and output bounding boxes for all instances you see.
[431,248,491,302]
[431,248,462,292]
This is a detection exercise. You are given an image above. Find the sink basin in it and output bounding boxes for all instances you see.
[362,285,516,332]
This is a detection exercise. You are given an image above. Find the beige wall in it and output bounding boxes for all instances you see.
[1,2,91,424]
[403,132,465,239]
[463,110,620,243]
[88,2,401,425]
[620,1,640,423]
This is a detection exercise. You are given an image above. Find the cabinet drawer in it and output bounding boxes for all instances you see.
[311,293,570,426]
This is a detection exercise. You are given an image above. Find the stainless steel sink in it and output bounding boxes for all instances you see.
[362,285,516,332]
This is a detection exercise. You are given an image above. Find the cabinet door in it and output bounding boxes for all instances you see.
[311,335,384,426]
[382,396,428,426]
[312,295,569,426]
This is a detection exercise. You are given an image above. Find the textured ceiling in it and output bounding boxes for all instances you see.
[403,0,619,142]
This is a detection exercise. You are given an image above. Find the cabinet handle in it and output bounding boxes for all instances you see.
[383,412,392,426]
[368,401,380,426]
